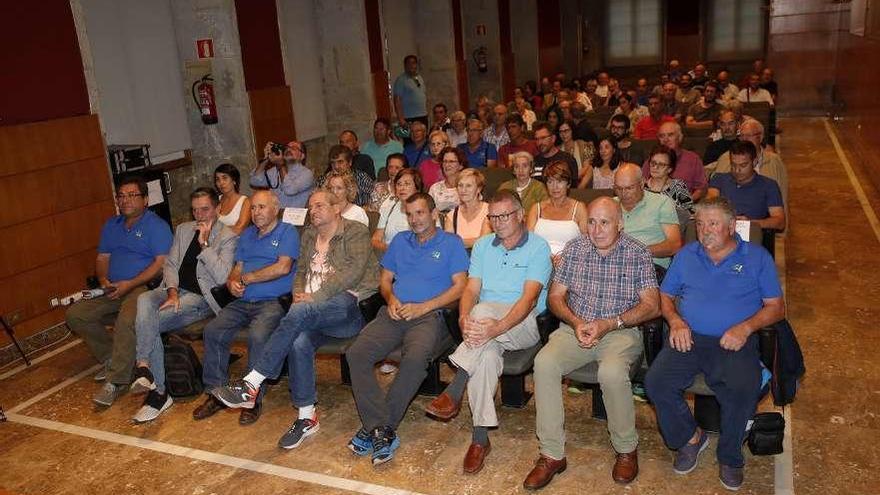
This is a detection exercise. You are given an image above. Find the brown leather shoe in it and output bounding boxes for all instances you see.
[424,392,461,421]
[238,402,262,426]
[612,450,639,484]
[523,455,567,491]
[463,441,491,474]
[192,395,224,420]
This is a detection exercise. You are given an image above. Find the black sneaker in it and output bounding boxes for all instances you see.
[277,415,320,449]
[371,426,400,466]
[211,379,258,409]
[130,366,156,394]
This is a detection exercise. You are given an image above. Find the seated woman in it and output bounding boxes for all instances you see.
[369,153,408,212]
[580,137,621,189]
[371,168,423,253]
[419,130,450,190]
[446,111,468,146]
[428,146,465,213]
[214,163,251,234]
[324,170,369,226]
[557,120,596,186]
[527,161,588,265]
[609,92,649,129]
[498,151,548,214]
[645,144,694,214]
[444,168,491,248]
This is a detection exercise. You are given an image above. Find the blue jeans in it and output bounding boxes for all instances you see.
[202,299,285,403]
[645,333,762,467]
[253,292,363,407]
[135,288,213,394]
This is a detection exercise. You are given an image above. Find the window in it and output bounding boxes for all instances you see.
[708,0,765,60]
[605,0,663,66]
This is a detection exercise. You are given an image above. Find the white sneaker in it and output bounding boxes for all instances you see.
[379,362,398,374]
[132,391,173,424]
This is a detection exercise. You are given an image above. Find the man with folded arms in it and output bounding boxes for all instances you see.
[524,197,659,490]
[346,192,469,466]
[425,189,552,475]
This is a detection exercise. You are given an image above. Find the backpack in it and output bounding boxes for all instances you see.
[163,334,204,398]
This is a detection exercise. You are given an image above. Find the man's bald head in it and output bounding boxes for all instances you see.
[658,121,683,149]
[613,163,645,211]
[587,196,624,252]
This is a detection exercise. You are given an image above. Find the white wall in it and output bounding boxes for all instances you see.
[79,0,191,159]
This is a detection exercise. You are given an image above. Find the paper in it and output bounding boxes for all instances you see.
[282,207,308,226]
[147,180,164,206]
[735,219,750,242]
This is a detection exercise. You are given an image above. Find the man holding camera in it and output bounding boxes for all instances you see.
[66,176,173,407]
[251,140,315,208]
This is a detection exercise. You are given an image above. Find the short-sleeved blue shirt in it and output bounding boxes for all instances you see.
[98,210,173,282]
[661,235,782,337]
[709,173,783,220]
[392,73,427,119]
[457,141,498,168]
[382,230,470,303]
[469,232,552,312]
[404,142,432,169]
[234,222,300,301]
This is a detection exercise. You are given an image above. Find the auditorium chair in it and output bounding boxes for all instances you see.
[481,167,514,199]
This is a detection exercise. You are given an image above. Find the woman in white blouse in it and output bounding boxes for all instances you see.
[371,168,423,253]
[213,163,251,234]
[428,146,465,213]
[324,171,369,226]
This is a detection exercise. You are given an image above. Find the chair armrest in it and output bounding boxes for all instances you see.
[439,302,462,343]
[358,292,386,323]
[536,309,560,345]
[757,325,777,370]
[640,317,665,365]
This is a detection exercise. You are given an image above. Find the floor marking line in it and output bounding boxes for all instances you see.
[0,338,82,381]
[774,406,795,495]
[6,413,426,495]
[824,118,880,245]
[7,363,101,414]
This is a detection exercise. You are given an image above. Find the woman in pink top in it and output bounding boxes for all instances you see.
[418,130,449,190]
[444,168,491,248]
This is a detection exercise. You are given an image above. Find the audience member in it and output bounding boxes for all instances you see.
[615,163,682,268]
[558,120,596,184]
[370,153,407,211]
[715,69,739,104]
[458,119,498,168]
[393,55,427,127]
[645,196,784,492]
[339,130,376,180]
[498,114,538,168]
[324,171,370,226]
[214,163,252,234]
[738,73,774,106]
[676,74,701,108]
[429,146,465,213]
[708,141,785,231]
[514,96,538,130]
[211,190,378,449]
[571,102,599,148]
[534,122,578,186]
[524,80,543,113]
[544,105,565,135]
[483,104,511,149]
[420,130,451,189]
[595,72,611,98]
[526,196,659,489]
[432,102,452,131]
[686,82,722,129]
[642,122,708,201]
[372,168,423,253]
[610,115,645,165]
[690,63,710,87]
[251,140,315,209]
[447,111,468,146]
[610,92,649,129]
[193,190,299,425]
[527,162,588,262]
[347,192,469,465]
[760,68,778,102]
[403,121,431,169]
[635,77,651,106]
[583,137,621,190]
[634,94,676,140]
[498,152,549,214]
[712,119,788,210]
[660,82,684,121]
[131,187,236,422]
[703,109,740,165]
[444,168,492,248]
[362,118,403,178]
[317,145,374,207]
[644,145,695,215]
[426,189,552,475]
[66,175,173,407]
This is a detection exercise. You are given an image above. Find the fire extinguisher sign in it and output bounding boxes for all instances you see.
[196,39,214,59]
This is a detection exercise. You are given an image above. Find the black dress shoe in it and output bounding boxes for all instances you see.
[192,395,224,421]
[239,402,262,426]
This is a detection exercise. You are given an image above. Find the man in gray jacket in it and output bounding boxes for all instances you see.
[130,187,238,423]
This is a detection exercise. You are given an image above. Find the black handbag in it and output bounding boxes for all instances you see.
[747,412,785,455]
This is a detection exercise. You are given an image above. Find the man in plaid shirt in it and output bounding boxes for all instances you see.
[524,196,660,490]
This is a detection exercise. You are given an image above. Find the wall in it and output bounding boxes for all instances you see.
[278,0,328,142]
[462,0,503,105]
[511,0,539,86]
[414,2,460,113]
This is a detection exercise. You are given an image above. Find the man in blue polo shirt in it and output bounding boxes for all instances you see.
[67,175,172,407]
[347,192,469,466]
[457,119,498,168]
[192,190,299,426]
[645,197,785,491]
[707,140,785,232]
[425,189,552,475]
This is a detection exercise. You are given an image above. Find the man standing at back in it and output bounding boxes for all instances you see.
[66,175,172,407]
[393,55,427,127]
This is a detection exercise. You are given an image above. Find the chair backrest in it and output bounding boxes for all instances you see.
[366,210,380,234]
[481,167,515,198]
[630,139,657,164]
[683,126,713,139]
[681,136,710,160]
[568,187,614,205]
[742,102,771,131]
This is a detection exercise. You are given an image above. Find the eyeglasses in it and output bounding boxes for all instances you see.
[613,183,641,193]
[115,193,144,201]
[558,128,572,133]
[487,209,520,222]
[467,128,482,133]
[442,159,460,165]
[649,160,670,168]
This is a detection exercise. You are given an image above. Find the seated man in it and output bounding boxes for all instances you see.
[685,82,722,130]
[339,130,376,180]
[525,197,659,490]
[346,192,469,466]
[707,141,785,232]
[425,190,552,474]
[703,109,740,166]
[192,190,299,425]
[614,163,683,269]
[497,114,539,168]
[610,114,644,166]
[645,197,784,491]
[131,187,237,423]
[642,122,708,201]
[251,140,315,208]
[317,145,374,207]
[633,94,675,140]
[66,175,172,407]
[211,190,378,448]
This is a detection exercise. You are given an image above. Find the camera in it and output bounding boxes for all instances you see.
[270,142,288,155]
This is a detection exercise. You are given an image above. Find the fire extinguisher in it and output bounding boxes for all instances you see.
[191,75,218,125]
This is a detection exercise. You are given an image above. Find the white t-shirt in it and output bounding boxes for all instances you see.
[378,196,410,245]
[737,88,774,106]
[341,204,369,226]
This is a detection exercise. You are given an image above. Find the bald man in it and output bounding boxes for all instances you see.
[525,197,660,489]
[194,190,300,425]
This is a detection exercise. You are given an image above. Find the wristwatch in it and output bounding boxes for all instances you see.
[615,314,625,330]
